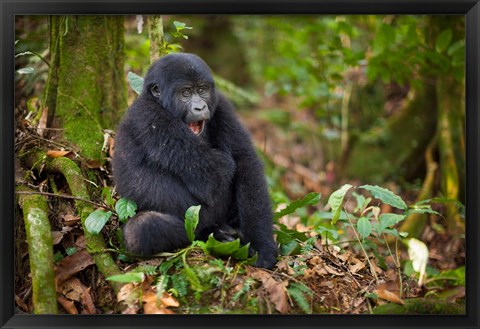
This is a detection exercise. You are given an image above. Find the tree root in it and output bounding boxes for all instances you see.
[22,151,123,294]
[16,186,58,314]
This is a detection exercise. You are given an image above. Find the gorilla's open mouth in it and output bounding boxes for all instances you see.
[187,120,205,136]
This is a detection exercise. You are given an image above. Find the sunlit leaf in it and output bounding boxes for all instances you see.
[379,213,405,231]
[184,205,201,242]
[328,184,353,224]
[359,185,407,210]
[274,192,321,220]
[357,217,372,239]
[127,71,144,95]
[85,209,112,234]
[115,198,137,223]
[435,29,453,53]
[16,67,34,74]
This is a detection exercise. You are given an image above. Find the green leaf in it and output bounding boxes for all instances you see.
[15,51,34,57]
[115,198,137,223]
[184,266,204,292]
[101,187,115,209]
[205,234,240,256]
[447,40,465,56]
[357,217,372,239]
[85,209,112,234]
[287,283,312,314]
[16,67,34,74]
[435,29,453,53]
[173,21,193,31]
[279,239,302,256]
[406,207,441,216]
[107,272,145,283]
[185,205,201,242]
[65,247,77,256]
[127,71,144,95]
[274,192,321,220]
[379,213,405,231]
[328,184,353,224]
[204,234,251,260]
[359,185,407,210]
[315,225,339,240]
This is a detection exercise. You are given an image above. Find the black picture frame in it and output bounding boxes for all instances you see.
[2,1,479,328]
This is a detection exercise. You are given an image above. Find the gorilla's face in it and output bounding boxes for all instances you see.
[144,53,217,136]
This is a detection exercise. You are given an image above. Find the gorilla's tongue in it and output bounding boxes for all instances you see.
[188,120,205,135]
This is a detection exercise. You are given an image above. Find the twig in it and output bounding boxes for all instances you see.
[344,207,379,282]
[15,190,113,212]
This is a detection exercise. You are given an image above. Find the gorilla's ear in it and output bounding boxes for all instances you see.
[150,84,161,98]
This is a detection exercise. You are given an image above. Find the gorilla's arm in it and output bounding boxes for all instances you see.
[209,95,278,268]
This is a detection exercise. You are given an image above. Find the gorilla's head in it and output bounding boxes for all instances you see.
[143,53,217,136]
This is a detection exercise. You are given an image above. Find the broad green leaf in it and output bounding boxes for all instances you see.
[406,208,441,216]
[359,185,408,210]
[127,71,144,95]
[315,225,339,240]
[328,184,353,224]
[435,29,453,53]
[233,243,250,260]
[115,198,137,223]
[185,205,201,242]
[65,247,77,256]
[204,234,251,260]
[16,67,34,74]
[205,234,240,256]
[107,272,145,283]
[85,209,112,234]
[357,217,372,239]
[274,192,321,220]
[379,213,405,231]
[279,239,302,256]
[447,40,465,56]
[240,252,258,266]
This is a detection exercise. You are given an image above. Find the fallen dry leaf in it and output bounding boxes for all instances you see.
[142,291,179,314]
[117,283,141,312]
[60,277,96,314]
[47,150,72,158]
[52,231,64,245]
[373,288,404,305]
[251,269,290,314]
[55,250,95,288]
[57,295,78,314]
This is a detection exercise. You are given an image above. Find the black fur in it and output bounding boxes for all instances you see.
[113,53,278,269]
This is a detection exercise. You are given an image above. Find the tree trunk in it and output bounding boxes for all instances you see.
[44,16,127,163]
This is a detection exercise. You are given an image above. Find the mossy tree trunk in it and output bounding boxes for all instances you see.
[343,83,437,184]
[44,16,127,163]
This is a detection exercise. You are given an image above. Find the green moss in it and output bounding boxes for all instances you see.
[22,152,123,294]
[17,186,58,314]
[372,298,465,314]
[51,16,127,163]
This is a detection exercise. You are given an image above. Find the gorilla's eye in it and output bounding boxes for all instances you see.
[151,84,161,98]
[197,87,208,95]
[181,89,192,97]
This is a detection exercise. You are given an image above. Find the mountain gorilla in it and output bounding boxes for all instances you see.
[113,53,278,269]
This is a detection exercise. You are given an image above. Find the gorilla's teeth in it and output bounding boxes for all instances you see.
[188,121,205,135]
